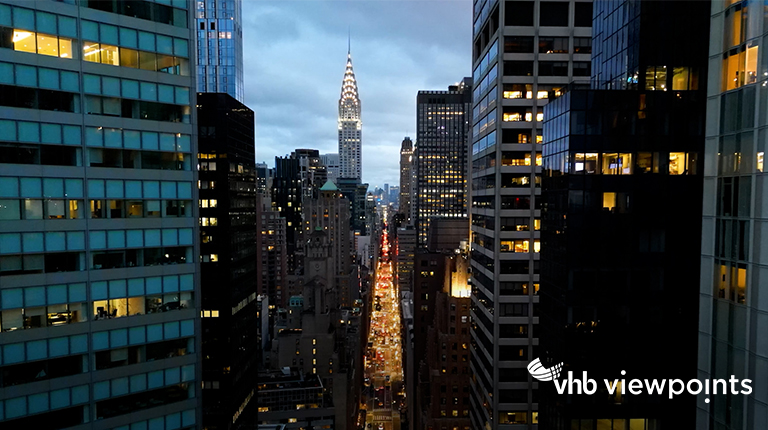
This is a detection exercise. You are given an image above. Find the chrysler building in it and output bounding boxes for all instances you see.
[338,47,362,181]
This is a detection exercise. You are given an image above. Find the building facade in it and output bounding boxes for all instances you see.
[321,153,341,184]
[415,80,472,247]
[197,92,259,429]
[0,0,200,428]
[338,50,362,181]
[271,156,303,274]
[698,0,768,428]
[468,1,593,428]
[256,194,288,310]
[399,137,414,223]
[395,226,417,294]
[537,1,711,428]
[303,181,353,307]
[195,0,244,101]
[292,148,328,201]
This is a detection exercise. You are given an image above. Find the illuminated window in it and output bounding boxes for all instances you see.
[13,30,36,53]
[574,153,598,174]
[757,152,764,172]
[100,44,120,66]
[645,66,667,90]
[200,217,218,226]
[669,152,697,175]
[636,152,660,173]
[83,42,101,62]
[36,33,59,56]
[603,192,617,211]
[602,153,633,175]
[671,67,699,91]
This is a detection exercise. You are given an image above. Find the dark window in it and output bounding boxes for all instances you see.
[540,2,569,26]
[504,36,534,53]
[573,61,591,76]
[1,406,84,428]
[1,354,83,387]
[499,389,529,403]
[539,37,569,53]
[575,2,593,27]
[96,384,190,419]
[505,1,534,26]
[574,37,592,53]
[539,61,569,76]
[504,61,534,76]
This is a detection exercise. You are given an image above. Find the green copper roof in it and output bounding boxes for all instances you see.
[320,180,338,191]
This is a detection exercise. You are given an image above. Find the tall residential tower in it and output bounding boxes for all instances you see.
[699,0,768,428]
[195,0,244,101]
[338,49,362,181]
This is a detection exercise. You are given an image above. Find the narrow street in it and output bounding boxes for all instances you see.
[363,228,404,430]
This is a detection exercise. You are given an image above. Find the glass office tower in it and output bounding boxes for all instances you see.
[195,0,244,102]
[468,1,592,428]
[699,1,768,428]
[0,0,200,428]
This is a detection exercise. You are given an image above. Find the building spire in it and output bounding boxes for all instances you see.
[347,28,351,55]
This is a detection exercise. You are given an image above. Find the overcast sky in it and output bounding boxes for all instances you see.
[242,0,472,189]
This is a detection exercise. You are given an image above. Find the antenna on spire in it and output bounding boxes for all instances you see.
[347,27,351,55]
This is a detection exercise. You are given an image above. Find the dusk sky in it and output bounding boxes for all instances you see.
[242,0,472,189]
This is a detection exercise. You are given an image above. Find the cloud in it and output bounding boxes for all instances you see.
[243,0,471,188]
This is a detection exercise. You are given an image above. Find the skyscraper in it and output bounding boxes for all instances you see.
[698,1,767,428]
[538,1,710,428]
[0,0,200,427]
[468,1,592,428]
[197,93,259,429]
[321,153,341,184]
[292,148,328,200]
[195,0,244,101]
[338,48,362,181]
[399,137,414,224]
[414,79,472,247]
[271,156,303,273]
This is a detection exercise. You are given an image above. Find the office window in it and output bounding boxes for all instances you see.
[505,36,534,53]
[574,3,593,27]
[503,84,532,99]
[504,61,533,76]
[539,61,568,76]
[574,37,591,54]
[540,2,569,26]
[669,152,697,175]
[539,37,568,54]
[505,1,534,26]
[574,153,598,174]
[573,62,591,76]
[645,66,668,90]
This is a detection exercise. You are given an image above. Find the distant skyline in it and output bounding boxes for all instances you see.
[242,0,472,188]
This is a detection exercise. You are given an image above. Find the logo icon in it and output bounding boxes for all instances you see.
[527,357,563,382]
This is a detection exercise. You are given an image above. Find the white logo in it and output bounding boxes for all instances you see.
[526,357,753,404]
[527,357,563,382]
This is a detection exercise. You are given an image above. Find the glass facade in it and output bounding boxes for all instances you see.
[0,1,199,428]
[195,0,244,102]
[537,1,711,429]
[699,1,768,428]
